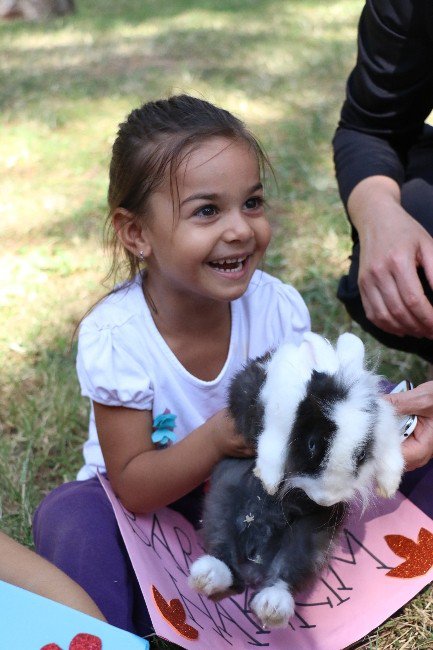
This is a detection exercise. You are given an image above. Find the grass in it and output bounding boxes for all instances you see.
[0,1,431,648]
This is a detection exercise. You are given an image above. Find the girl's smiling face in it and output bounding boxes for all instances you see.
[141,136,272,307]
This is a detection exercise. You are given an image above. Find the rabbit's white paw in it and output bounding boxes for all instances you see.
[188,555,232,597]
[250,581,294,628]
[375,451,404,498]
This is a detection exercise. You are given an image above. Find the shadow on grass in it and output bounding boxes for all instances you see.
[1,0,313,33]
[0,0,357,269]
[1,0,357,122]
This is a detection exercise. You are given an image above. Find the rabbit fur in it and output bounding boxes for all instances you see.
[189,332,404,628]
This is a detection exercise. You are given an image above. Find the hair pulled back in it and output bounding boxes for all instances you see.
[106,94,270,285]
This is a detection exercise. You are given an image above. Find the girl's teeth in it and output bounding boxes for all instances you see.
[209,257,246,272]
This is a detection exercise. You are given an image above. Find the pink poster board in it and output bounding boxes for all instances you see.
[99,474,433,650]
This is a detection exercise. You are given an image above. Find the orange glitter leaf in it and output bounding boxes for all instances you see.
[385,527,433,578]
[152,585,199,640]
[385,535,417,558]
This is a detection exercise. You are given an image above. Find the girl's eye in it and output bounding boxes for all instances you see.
[194,204,218,218]
[244,196,264,211]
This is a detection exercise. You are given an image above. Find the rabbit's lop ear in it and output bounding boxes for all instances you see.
[300,332,338,375]
[336,333,365,374]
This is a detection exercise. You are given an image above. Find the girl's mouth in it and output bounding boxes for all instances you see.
[208,256,249,273]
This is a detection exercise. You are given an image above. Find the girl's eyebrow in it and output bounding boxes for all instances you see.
[181,182,263,206]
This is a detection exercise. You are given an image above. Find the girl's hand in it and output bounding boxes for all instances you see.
[93,402,254,514]
[384,382,433,471]
[348,176,433,338]
[209,408,255,459]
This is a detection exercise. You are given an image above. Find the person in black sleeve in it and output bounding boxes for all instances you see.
[333,0,433,494]
[333,0,433,365]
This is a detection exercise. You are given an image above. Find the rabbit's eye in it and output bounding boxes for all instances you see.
[307,437,317,455]
[355,449,366,466]
[353,438,373,470]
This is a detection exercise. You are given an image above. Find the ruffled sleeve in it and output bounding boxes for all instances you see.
[76,318,153,410]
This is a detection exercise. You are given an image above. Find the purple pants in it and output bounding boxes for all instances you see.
[32,476,204,636]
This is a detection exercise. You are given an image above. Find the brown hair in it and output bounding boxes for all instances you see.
[105,94,271,287]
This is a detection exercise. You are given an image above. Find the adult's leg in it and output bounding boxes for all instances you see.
[337,128,433,363]
[338,130,433,513]
[399,460,433,519]
[32,476,152,635]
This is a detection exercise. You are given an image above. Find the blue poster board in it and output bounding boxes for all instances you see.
[0,580,149,650]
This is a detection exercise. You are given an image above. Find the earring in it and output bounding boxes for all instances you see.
[138,250,145,261]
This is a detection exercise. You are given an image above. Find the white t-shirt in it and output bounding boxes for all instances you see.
[76,270,310,480]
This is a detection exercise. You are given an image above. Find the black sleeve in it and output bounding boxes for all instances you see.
[333,0,433,207]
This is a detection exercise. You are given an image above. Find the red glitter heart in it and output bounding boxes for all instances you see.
[69,633,102,650]
[40,645,62,650]
[385,527,433,578]
[152,585,199,640]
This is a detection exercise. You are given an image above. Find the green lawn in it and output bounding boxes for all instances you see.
[0,1,431,648]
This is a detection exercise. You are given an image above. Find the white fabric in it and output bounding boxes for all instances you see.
[76,270,310,479]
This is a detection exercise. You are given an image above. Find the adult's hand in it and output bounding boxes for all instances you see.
[384,381,433,471]
[348,176,433,338]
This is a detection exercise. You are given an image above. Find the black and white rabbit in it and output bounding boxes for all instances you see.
[189,332,404,628]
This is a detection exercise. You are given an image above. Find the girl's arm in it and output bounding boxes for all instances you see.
[0,531,105,620]
[94,402,253,514]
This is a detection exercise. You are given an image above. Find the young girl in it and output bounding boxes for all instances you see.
[32,95,311,635]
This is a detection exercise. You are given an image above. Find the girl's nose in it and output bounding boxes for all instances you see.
[222,210,255,242]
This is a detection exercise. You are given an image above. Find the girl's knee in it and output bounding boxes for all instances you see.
[33,476,117,551]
